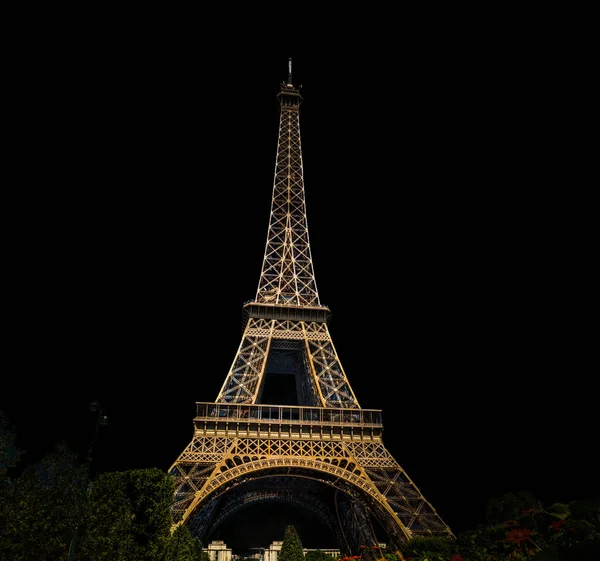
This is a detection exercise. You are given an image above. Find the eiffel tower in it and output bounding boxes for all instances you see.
[169,59,454,554]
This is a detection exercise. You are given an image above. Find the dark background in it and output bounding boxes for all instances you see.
[3,14,596,551]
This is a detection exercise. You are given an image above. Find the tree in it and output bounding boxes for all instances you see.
[78,468,172,560]
[485,490,539,524]
[279,524,305,561]
[0,440,86,561]
[400,535,453,561]
[0,410,22,478]
[77,467,204,561]
[164,524,205,561]
[0,411,25,560]
[305,550,334,561]
[0,415,204,561]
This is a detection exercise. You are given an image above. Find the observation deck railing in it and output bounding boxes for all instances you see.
[195,402,382,427]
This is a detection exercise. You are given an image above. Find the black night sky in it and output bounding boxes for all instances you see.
[3,18,596,553]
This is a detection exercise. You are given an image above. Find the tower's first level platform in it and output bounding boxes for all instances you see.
[193,402,383,442]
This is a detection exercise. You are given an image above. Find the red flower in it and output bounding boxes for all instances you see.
[451,555,467,561]
[506,528,532,545]
[522,508,537,515]
[551,520,565,531]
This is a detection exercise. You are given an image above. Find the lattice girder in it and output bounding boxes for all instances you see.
[216,319,359,408]
[170,67,454,550]
[346,441,450,535]
[171,434,424,544]
[256,85,320,308]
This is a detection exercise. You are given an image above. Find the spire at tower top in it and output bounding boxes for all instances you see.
[288,57,292,85]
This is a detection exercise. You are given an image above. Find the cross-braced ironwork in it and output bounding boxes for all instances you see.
[169,59,454,555]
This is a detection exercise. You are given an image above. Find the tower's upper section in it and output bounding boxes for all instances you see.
[253,59,324,310]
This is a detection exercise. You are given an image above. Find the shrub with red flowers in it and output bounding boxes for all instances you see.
[449,494,600,561]
[505,527,533,546]
[342,494,599,561]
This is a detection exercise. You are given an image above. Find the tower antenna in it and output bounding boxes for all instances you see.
[288,57,292,85]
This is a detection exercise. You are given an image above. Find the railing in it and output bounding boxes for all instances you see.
[195,402,382,427]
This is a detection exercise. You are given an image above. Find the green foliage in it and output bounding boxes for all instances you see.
[279,524,305,561]
[0,420,204,561]
[0,411,22,560]
[0,410,22,478]
[544,502,571,520]
[485,490,540,524]
[453,495,600,561]
[77,467,180,561]
[306,550,335,561]
[0,441,86,561]
[400,535,455,561]
[164,524,205,561]
[403,535,453,555]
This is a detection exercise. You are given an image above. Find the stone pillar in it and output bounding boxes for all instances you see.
[207,540,232,561]
[263,541,283,561]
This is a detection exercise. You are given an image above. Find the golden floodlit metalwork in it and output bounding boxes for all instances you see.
[169,59,454,553]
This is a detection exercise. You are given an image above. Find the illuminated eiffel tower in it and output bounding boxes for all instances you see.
[169,59,454,554]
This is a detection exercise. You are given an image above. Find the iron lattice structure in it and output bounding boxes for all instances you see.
[169,60,454,554]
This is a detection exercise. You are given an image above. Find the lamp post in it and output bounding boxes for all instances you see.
[67,401,108,561]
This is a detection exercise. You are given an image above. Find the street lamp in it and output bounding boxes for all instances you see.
[67,401,108,561]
